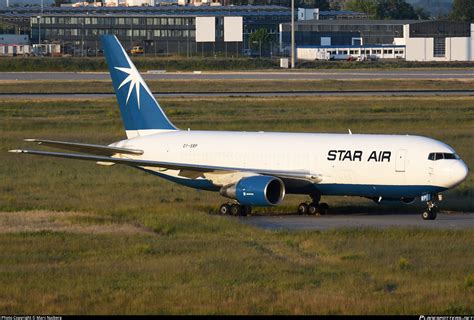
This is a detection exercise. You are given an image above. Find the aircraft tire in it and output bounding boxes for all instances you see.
[319,203,329,215]
[241,205,252,216]
[230,204,242,216]
[422,211,430,220]
[298,203,308,215]
[219,204,231,215]
[308,203,320,215]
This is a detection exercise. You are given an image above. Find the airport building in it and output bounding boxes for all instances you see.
[3,5,292,56]
[394,21,474,61]
[281,19,474,62]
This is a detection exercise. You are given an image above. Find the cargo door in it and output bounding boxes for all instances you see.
[395,149,407,172]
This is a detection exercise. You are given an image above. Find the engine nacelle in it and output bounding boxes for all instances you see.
[219,175,285,206]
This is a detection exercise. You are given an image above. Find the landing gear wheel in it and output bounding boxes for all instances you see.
[422,207,438,220]
[219,204,231,215]
[308,203,320,215]
[230,204,242,216]
[319,203,329,215]
[422,210,430,220]
[241,205,252,216]
[298,203,308,215]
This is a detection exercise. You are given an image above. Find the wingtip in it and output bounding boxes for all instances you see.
[8,149,25,153]
[23,138,37,142]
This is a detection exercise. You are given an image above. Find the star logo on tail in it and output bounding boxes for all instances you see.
[115,65,146,108]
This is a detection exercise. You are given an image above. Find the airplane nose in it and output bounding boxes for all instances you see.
[450,160,469,186]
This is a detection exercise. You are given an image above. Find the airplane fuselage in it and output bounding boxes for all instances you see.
[113,131,468,200]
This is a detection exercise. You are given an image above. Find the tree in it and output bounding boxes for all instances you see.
[345,0,377,16]
[414,6,430,20]
[451,0,474,22]
[297,0,329,9]
[376,0,418,19]
[249,28,273,57]
[345,0,419,20]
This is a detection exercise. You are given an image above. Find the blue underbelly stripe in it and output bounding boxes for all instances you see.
[138,168,446,198]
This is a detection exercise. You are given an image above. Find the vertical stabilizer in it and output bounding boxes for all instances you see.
[101,35,177,138]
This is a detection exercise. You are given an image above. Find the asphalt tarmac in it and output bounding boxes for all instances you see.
[239,212,474,230]
[1,69,474,81]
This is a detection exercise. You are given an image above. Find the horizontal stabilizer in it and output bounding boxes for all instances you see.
[24,139,143,156]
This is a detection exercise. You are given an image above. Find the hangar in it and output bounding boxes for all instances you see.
[394,21,474,61]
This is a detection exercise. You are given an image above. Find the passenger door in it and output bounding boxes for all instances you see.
[395,149,407,172]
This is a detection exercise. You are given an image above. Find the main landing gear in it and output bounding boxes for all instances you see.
[218,203,252,216]
[297,194,329,216]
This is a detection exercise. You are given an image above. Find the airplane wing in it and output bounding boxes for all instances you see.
[22,139,143,156]
[9,148,322,183]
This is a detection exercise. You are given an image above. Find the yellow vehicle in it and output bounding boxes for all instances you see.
[130,46,144,55]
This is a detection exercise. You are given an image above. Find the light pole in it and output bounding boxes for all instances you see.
[291,0,295,68]
[130,21,133,49]
[81,18,85,57]
[186,20,190,58]
[37,15,41,54]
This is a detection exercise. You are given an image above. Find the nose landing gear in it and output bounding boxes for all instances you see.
[421,194,442,220]
[422,201,438,220]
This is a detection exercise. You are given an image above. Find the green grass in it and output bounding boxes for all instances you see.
[0,95,473,314]
[1,79,474,94]
[0,229,472,314]
[0,56,473,72]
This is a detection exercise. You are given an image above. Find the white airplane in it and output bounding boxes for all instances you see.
[9,35,469,220]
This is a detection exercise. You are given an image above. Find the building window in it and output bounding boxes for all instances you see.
[433,37,445,57]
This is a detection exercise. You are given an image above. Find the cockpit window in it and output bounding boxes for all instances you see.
[428,152,459,161]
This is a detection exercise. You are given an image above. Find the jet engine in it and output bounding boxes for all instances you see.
[219,175,285,206]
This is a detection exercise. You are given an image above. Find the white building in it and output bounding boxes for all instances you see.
[0,44,31,56]
[298,8,319,21]
[102,0,155,6]
[297,45,405,61]
[394,21,474,62]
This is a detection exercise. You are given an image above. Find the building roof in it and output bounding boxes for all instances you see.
[284,19,421,26]
[0,4,289,14]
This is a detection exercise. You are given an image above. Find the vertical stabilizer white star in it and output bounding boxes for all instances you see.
[114,45,154,109]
